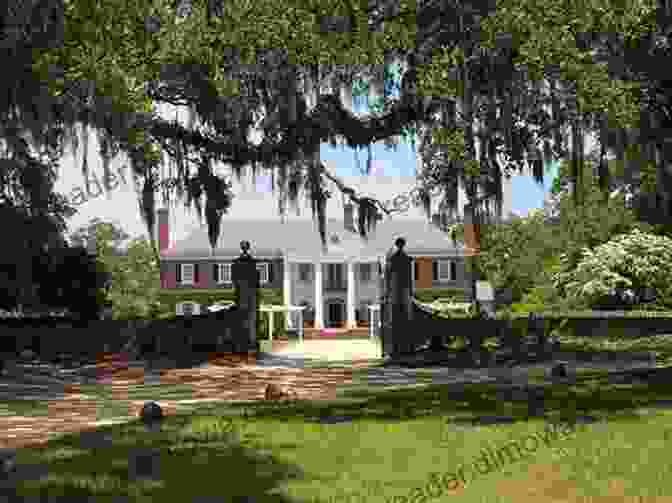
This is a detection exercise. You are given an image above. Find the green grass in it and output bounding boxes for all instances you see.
[5,331,672,501]
[8,371,672,502]
[0,399,52,417]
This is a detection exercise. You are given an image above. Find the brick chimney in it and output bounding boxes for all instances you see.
[462,204,480,256]
[157,208,169,252]
[344,202,355,232]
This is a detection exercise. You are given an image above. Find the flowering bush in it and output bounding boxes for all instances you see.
[552,229,672,309]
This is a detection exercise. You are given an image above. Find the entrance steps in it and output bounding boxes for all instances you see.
[284,327,371,340]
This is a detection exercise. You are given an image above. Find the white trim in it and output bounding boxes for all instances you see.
[283,257,292,329]
[346,261,356,329]
[314,261,323,329]
[437,259,455,281]
[217,263,232,284]
[256,262,269,284]
[180,264,195,285]
[162,254,280,261]
[163,251,464,262]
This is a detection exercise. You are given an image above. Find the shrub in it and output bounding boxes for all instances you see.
[510,302,546,314]
[552,229,672,310]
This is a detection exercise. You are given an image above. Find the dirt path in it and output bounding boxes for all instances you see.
[0,341,382,450]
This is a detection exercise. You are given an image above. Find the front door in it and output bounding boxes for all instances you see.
[326,300,345,327]
[326,263,344,289]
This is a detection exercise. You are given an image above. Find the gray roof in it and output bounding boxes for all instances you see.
[161,218,466,261]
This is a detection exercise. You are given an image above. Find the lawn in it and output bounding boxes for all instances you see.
[6,372,672,502]
[4,331,672,502]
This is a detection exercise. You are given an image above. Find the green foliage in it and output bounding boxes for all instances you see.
[76,219,162,320]
[552,228,672,310]
[479,0,654,130]
[509,302,547,314]
[477,210,558,303]
[414,288,469,304]
[156,288,283,318]
[544,159,657,305]
[30,243,109,319]
[106,237,162,320]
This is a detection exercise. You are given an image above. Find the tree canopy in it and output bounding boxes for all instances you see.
[2,0,671,267]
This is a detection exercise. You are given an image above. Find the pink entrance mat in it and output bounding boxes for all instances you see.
[319,329,341,336]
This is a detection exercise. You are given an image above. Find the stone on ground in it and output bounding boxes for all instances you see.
[140,401,163,425]
[0,448,16,477]
[551,362,569,378]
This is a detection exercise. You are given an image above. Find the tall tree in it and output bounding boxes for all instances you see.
[68,218,132,254]
[101,235,162,320]
[31,242,111,320]
[4,0,665,268]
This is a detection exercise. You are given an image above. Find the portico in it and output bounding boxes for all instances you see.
[283,246,382,330]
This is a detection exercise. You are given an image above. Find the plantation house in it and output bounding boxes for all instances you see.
[158,203,482,329]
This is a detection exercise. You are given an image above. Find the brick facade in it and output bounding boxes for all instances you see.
[414,257,434,289]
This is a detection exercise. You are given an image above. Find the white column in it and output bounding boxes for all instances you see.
[346,261,356,329]
[284,257,292,329]
[314,261,323,329]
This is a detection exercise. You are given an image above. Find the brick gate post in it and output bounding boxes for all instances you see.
[232,240,259,354]
[385,238,413,357]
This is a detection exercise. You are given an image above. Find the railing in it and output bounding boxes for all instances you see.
[411,298,435,314]
[367,304,381,340]
[258,304,306,343]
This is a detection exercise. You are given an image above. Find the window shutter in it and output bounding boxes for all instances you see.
[194,264,199,284]
[414,261,419,282]
[450,261,457,281]
[177,263,182,283]
[267,262,273,283]
[432,261,438,281]
[213,264,219,283]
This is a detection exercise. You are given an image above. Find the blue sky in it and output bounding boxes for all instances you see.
[317,62,559,216]
[318,134,559,216]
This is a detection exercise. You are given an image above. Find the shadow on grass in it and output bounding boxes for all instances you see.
[365,331,670,369]
[203,364,672,430]
[8,363,672,501]
[10,410,310,502]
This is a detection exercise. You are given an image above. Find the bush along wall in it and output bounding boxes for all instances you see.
[414,288,469,304]
[156,288,283,318]
[156,287,286,340]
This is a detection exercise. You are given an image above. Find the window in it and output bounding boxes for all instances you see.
[299,263,311,282]
[181,264,195,285]
[437,260,456,281]
[217,263,232,284]
[256,263,269,284]
[360,263,372,282]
